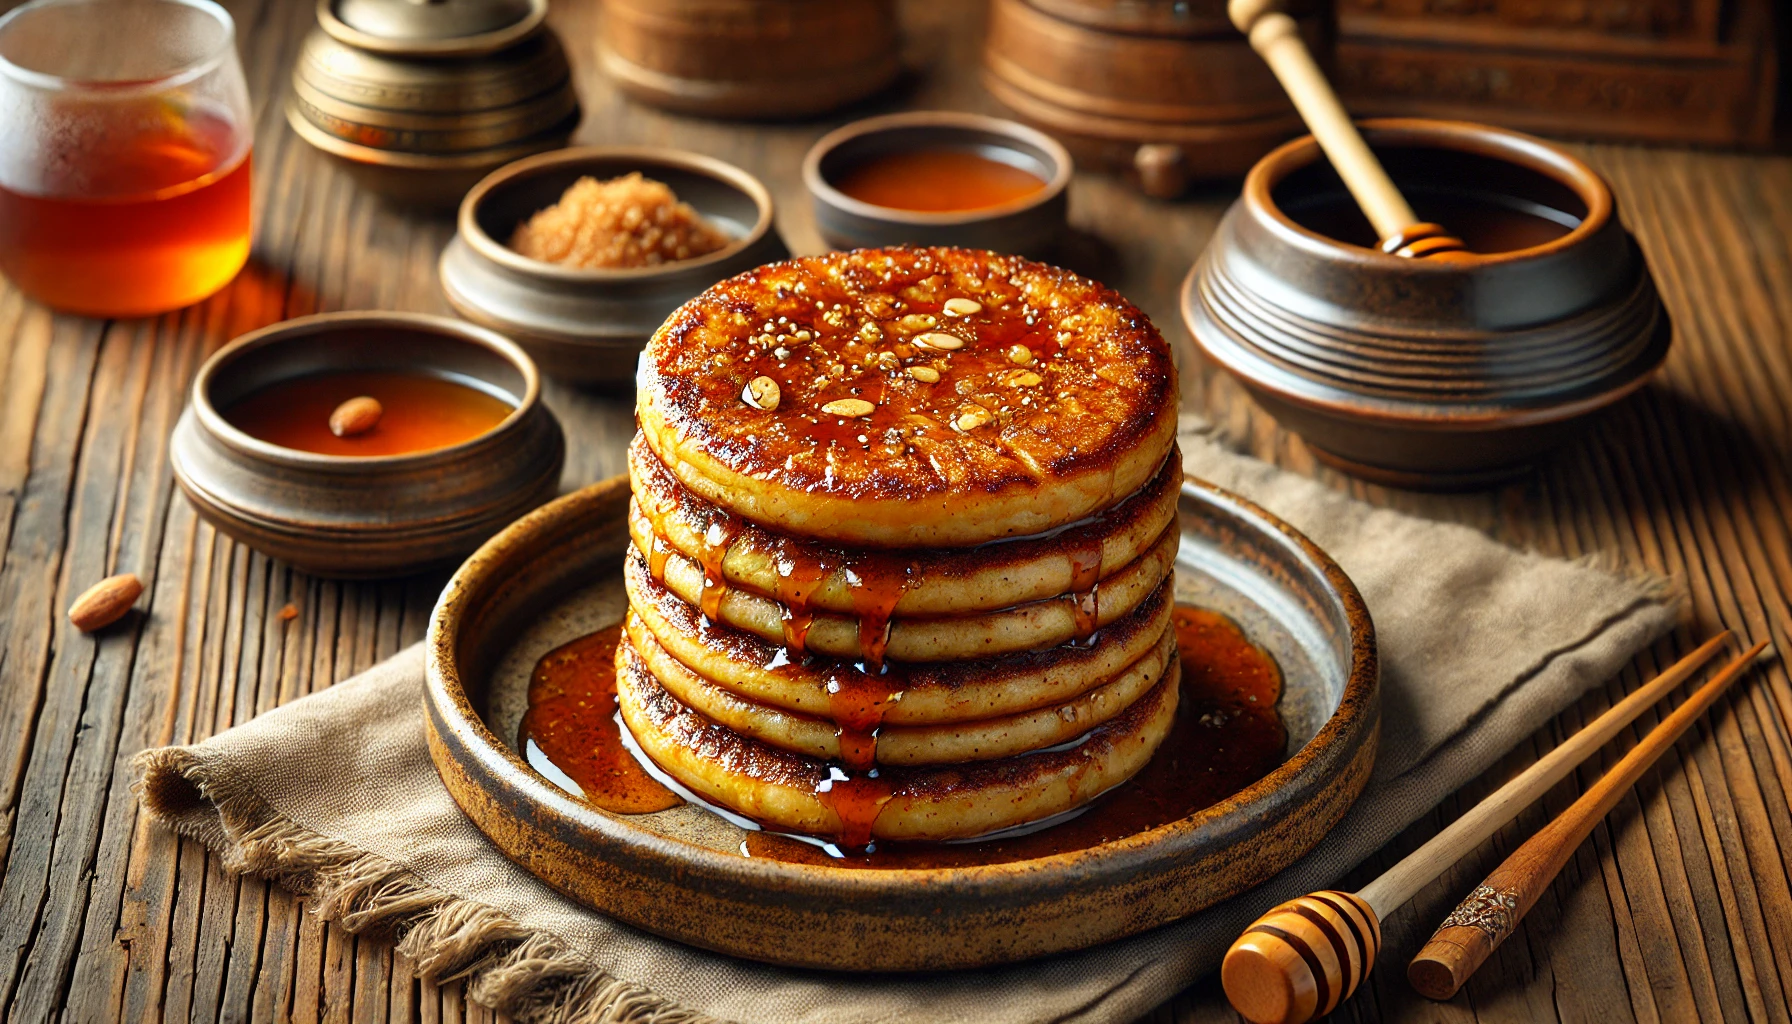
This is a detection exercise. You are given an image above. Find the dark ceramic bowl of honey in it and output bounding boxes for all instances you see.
[170,311,565,578]
[1183,118,1671,489]
[439,146,789,387]
[803,111,1071,257]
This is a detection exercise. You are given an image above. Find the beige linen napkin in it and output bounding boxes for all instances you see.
[136,420,1675,1024]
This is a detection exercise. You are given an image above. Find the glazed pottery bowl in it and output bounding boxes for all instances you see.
[803,111,1072,257]
[1183,118,1671,489]
[170,311,565,578]
[439,146,789,386]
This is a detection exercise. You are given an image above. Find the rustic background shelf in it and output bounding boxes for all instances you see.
[0,1,1788,1021]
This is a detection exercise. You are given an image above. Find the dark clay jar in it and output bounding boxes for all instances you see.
[1183,118,1671,489]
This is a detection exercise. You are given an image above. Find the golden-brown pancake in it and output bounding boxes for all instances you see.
[628,432,1182,619]
[636,246,1179,548]
[616,639,1179,842]
[624,562,1175,725]
[626,614,1173,766]
[626,523,1177,663]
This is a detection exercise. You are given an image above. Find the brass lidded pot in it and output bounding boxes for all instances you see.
[287,0,579,207]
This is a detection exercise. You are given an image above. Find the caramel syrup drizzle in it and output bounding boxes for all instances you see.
[695,514,741,621]
[638,491,915,844]
[1065,535,1104,641]
[815,768,895,849]
[771,536,835,654]
[633,467,1156,848]
[843,552,913,672]
[814,552,913,842]
[643,491,677,580]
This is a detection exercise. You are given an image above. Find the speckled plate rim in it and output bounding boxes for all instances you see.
[423,473,1379,969]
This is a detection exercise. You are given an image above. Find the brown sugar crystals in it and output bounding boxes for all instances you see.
[509,172,732,270]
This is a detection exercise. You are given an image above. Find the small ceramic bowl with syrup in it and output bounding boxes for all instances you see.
[440,146,789,387]
[803,111,1071,257]
[1183,118,1671,489]
[170,311,565,578]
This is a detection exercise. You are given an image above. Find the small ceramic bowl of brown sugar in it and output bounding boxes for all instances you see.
[440,146,788,387]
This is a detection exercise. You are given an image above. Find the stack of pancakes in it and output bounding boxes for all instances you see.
[620,246,1182,845]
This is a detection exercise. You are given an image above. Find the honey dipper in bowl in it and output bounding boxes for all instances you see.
[1229,0,1475,261]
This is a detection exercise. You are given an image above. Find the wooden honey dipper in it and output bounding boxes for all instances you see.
[1409,637,1773,1000]
[1220,633,1742,1024]
[1228,0,1474,261]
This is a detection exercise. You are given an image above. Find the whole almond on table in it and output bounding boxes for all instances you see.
[329,396,383,437]
[69,573,143,633]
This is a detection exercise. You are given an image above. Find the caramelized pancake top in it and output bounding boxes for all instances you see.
[638,247,1178,547]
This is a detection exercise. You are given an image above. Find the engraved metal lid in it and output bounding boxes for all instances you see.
[317,0,546,56]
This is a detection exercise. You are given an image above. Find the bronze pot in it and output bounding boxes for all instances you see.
[1182,119,1671,489]
[286,0,579,208]
[170,311,565,578]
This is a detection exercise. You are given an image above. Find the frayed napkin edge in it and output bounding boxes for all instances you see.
[131,747,720,1024]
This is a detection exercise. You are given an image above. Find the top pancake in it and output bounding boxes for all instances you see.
[637,246,1179,547]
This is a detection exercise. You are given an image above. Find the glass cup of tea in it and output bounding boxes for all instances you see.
[0,0,252,317]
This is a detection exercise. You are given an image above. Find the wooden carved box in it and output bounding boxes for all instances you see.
[1335,0,1779,146]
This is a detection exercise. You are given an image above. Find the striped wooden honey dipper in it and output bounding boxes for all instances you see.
[1221,632,1742,1024]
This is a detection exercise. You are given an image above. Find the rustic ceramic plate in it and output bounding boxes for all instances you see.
[424,474,1378,971]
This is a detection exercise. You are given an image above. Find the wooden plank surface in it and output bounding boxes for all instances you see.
[0,0,1788,1020]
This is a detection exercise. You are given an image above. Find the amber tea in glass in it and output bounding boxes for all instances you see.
[0,0,252,317]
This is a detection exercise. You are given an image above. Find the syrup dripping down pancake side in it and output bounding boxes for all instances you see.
[628,515,1179,662]
[627,610,1175,766]
[614,632,1181,844]
[623,552,1177,724]
[628,432,1183,619]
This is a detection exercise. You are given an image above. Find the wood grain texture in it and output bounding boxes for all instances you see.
[0,0,1787,1021]
[1408,642,1773,1003]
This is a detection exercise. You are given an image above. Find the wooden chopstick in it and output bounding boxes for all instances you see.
[1408,639,1773,1000]
[1220,632,1734,1024]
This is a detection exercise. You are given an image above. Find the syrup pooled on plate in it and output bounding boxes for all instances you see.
[518,626,681,814]
[222,371,513,457]
[831,150,1046,212]
[519,603,1286,866]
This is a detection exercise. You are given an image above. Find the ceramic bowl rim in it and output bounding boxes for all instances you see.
[457,145,780,284]
[801,109,1073,227]
[1246,117,1616,270]
[425,473,1379,893]
[190,310,544,470]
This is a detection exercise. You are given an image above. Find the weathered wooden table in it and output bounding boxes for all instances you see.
[2,1,1789,1020]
